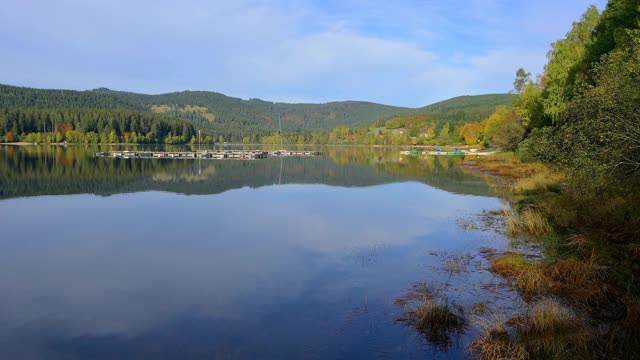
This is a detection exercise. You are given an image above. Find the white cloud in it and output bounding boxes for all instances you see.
[0,0,608,106]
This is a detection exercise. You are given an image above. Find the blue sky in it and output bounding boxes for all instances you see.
[0,0,606,107]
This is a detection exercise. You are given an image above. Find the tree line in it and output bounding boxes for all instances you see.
[0,84,514,144]
[0,108,196,144]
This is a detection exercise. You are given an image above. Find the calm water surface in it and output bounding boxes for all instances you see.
[0,145,517,359]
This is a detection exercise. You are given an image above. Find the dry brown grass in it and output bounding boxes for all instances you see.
[511,300,594,359]
[543,257,611,309]
[510,172,565,195]
[491,252,626,320]
[474,152,547,178]
[395,283,465,349]
[468,152,564,196]
[490,254,554,299]
[404,300,466,347]
[470,301,594,360]
[468,316,528,360]
[504,208,553,237]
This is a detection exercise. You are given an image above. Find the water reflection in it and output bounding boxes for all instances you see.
[0,145,508,359]
[0,145,494,199]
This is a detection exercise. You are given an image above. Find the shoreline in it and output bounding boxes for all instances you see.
[457,153,639,359]
[0,141,481,150]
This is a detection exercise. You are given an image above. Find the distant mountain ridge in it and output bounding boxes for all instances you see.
[0,84,514,141]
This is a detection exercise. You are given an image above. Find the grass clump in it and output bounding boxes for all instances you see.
[511,300,593,359]
[472,152,557,179]
[491,253,624,317]
[395,283,465,349]
[469,301,593,360]
[510,172,564,195]
[468,317,527,360]
[465,149,640,357]
[504,208,553,237]
[490,254,554,299]
[543,257,612,310]
[405,300,466,346]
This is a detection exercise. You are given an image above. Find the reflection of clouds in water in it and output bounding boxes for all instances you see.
[0,183,501,344]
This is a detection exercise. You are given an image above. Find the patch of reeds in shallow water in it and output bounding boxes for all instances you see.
[469,300,593,360]
[503,208,553,237]
[395,283,466,350]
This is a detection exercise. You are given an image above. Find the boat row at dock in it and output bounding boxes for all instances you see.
[400,150,496,156]
[95,150,323,160]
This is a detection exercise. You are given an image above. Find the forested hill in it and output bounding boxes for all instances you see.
[91,88,514,133]
[91,87,410,135]
[0,84,514,142]
[406,93,516,128]
[418,94,516,113]
[0,84,144,111]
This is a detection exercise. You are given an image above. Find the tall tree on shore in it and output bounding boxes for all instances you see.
[542,5,600,123]
[513,68,532,94]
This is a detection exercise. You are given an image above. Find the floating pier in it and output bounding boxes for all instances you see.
[95,150,323,160]
[400,150,496,156]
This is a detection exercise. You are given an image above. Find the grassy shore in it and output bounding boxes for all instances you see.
[463,153,640,359]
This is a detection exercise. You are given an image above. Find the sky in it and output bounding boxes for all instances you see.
[0,0,607,107]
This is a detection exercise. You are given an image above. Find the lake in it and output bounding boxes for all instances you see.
[0,145,520,359]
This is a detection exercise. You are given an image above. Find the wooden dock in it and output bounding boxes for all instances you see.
[400,150,496,156]
[95,150,323,160]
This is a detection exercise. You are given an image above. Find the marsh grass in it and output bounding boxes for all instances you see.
[504,208,553,237]
[405,300,466,347]
[465,153,564,197]
[395,283,465,349]
[393,282,442,307]
[510,172,565,195]
[468,316,527,360]
[490,254,554,299]
[463,152,640,357]
[443,251,474,274]
[543,257,612,310]
[469,301,593,360]
[511,300,593,359]
[473,153,549,178]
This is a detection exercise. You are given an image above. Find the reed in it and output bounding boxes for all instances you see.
[511,300,593,359]
[468,316,527,360]
[504,208,553,237]
[490,254,554,299]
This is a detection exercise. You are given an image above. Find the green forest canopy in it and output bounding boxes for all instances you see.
[0,84,513,143]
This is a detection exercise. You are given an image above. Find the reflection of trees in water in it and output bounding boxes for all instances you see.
[0,146,494,199]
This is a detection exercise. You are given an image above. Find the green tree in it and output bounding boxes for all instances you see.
[438,123,450,140]
[483,106,525,149]
[513,68,532,94]
[515,81,547,130]
[542,5,600,122]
